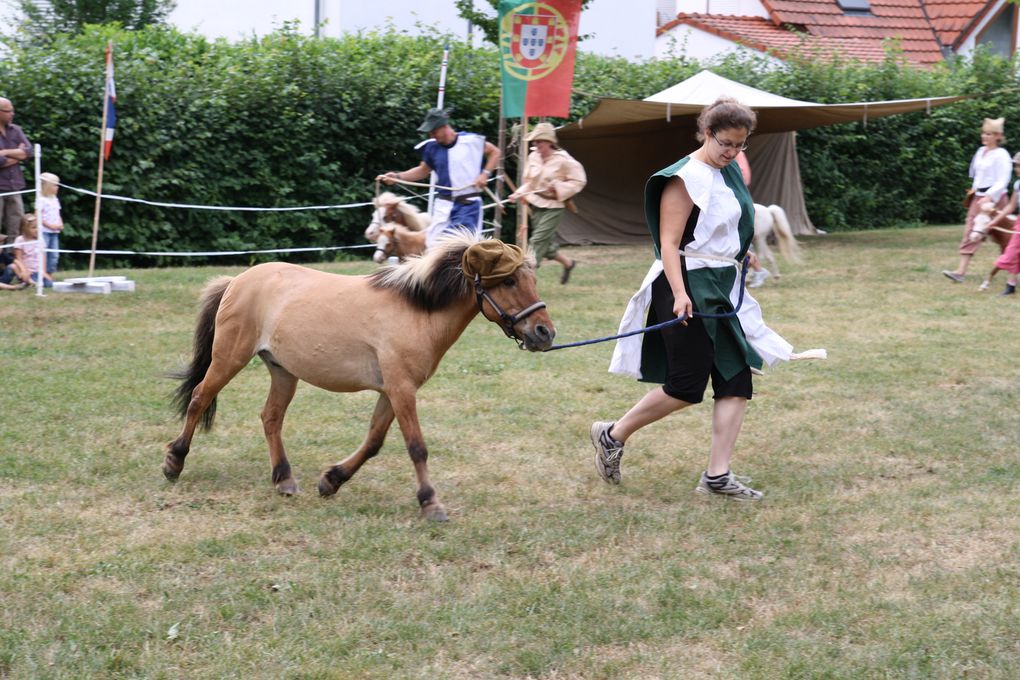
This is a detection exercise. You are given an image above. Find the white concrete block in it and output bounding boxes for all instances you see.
[110,280,136,292]
[52,281,112,294]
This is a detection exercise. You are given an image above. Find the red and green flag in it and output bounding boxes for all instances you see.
[498,0,582,118]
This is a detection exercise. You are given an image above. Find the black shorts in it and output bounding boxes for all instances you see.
[650,271,752,404]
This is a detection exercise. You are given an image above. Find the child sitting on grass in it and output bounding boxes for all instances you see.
[11,214,52,288]
[0,257,27,289]
[0,240,22,289]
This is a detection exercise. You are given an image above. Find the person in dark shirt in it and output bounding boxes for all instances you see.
[0,98,32,245]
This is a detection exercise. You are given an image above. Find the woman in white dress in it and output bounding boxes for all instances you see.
[590,97,779,501]
[942,117,1012,283]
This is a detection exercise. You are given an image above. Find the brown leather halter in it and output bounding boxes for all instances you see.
[472,273,547,349]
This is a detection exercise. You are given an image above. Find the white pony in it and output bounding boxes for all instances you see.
[752,203,801,280]
[364,192,431,263]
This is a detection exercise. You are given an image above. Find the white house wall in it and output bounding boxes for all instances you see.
[656,24,783,66]
[670,0,769,19]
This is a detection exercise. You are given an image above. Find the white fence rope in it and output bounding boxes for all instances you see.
[3,150,513,267]
[2,242,377,256]
[59,182,375,212]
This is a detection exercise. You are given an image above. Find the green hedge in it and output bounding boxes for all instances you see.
[1,25,1017,264]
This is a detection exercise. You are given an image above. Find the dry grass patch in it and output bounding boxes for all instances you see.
[3,227,1020,678]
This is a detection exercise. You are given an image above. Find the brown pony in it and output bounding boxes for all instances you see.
[365,192,429,263]
[165,235,555,521]
[375,222,428,263]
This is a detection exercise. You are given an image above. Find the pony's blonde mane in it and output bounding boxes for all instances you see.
[393,202,429,231]
[368,233,477,311]
[368,234,535,311]
[374,192,429,231]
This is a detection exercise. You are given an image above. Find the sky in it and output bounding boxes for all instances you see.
[167,0,657,60]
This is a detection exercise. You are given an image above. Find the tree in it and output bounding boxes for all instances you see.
[454,0,594,46]
[10,0,176,41]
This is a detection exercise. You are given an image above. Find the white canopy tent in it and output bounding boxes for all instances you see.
[556,70,968,243]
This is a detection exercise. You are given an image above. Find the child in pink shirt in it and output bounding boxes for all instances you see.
[12,214,51,287]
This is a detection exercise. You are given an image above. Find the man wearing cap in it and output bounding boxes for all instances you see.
[377,107,499,247]
[0,97,32,245]
[508,122,586,284]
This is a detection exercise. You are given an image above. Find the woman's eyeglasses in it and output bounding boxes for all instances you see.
[710,131,748,152]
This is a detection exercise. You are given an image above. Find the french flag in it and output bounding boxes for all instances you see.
[103,45,116,160]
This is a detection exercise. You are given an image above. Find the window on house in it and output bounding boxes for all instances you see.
[977,4,1015,58]
[836,0,871,14]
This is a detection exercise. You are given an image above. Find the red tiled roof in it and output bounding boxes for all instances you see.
[659,1,1000,66]
[661,12,923,64]
[761,0,947,64]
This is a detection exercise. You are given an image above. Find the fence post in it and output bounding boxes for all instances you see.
[34,143,44,296]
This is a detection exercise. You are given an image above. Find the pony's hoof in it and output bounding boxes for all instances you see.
[317,476,339,497]
[421,504,449,522]
[317,466,351,497]
[317,477,336,497]
[162,454,183,481]
[275,478,299,496]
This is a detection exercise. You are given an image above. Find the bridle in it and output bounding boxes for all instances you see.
[374,230,395,261]
[472,273,547,349]
[372,206,403,261]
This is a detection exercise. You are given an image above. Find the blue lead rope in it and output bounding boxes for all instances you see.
[541,257,750,352]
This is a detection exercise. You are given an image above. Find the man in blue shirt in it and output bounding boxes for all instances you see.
[379,107,500,247]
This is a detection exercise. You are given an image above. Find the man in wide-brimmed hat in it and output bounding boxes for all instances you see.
[377,107,500,248]
[508,122,586,284]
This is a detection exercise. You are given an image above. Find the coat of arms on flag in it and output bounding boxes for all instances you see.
[498,0,581,118]
[513,12,556,66]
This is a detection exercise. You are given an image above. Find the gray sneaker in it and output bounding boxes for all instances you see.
[590,421,624,484]
[695,471,763,501]
[942,270,965,283]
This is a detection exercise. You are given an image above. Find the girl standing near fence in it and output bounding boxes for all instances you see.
[37,172,63,274]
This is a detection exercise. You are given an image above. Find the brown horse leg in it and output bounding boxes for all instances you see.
[318,394,395,497]
[387,388,448,522]
[164,358,248,481]
[261,359,300,496]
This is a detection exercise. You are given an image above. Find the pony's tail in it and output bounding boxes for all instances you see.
[170,276,232,431]
[768,205,802,263]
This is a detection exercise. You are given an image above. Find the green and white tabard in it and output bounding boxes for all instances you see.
[610,156,766,384]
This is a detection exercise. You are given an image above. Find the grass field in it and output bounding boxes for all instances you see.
[2,225,1018,679]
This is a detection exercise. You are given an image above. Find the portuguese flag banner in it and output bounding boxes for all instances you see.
[498,0,582,118]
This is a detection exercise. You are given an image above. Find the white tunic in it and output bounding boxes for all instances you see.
[970,146,1012,202]
[608,159,793,379]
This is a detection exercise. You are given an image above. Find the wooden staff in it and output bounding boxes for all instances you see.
[494,92,507,241]
[88,41,113,278]
[515,117,528,249]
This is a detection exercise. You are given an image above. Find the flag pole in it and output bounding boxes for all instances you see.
[494,92,507,241]
[427,44,450,217]
[515,117,528,249]
[88,41,113,279]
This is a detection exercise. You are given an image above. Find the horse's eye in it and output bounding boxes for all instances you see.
[502,277,516,288]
